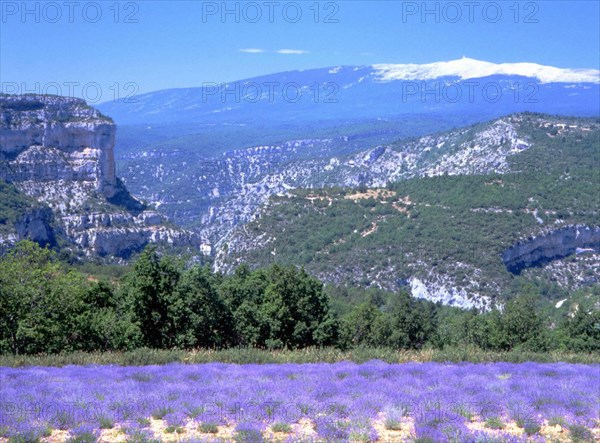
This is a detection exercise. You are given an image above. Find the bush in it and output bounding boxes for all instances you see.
[198,423,219,434]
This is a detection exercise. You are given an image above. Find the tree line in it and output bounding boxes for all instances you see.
[0,241,597,355]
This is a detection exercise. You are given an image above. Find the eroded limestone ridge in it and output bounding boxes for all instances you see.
[0,94,203,259]
[0,94,117,198]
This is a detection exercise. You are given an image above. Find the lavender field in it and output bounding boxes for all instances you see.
[1,361,598,443]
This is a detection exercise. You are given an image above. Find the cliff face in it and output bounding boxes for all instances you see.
[0,95,201,259]
[0,206,56,256]
[501,225,600,274]
[1,95,117,197]
[13,207,56,246]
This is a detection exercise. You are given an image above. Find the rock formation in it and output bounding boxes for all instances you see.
[501,225,600,274]
[0,94,202,258]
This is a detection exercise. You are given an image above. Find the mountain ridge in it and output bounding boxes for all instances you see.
[208,113,600,308]
[372,57,600,83]
[98,58,600,126]
[2,99,599,309]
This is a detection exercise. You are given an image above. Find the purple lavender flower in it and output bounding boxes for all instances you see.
[0,361,597,442]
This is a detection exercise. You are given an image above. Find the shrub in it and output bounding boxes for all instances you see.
[98,418,114,429]
[198,422,219,434]
[484,417,505,430]
[233,423,264,443]
[151,407,173,420]
[568,424,592,442]
[164,426,184,434]
[271,423,291,433]
[384,418,402,431]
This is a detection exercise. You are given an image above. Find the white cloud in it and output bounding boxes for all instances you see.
[237,48,310,55]
[276,49,309,55]
[238,48,266,54]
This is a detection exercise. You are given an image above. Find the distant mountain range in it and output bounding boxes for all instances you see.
[98,58,600,126]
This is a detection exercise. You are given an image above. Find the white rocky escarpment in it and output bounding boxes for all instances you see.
[1,95,117,198]
[0,95,201,258]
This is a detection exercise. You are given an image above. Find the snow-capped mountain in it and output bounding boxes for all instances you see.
[98,58,600,125]
[372,57,599,83]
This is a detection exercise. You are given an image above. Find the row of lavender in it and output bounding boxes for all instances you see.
[1,361,598,442]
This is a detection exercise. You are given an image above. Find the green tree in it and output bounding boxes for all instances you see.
[0,241,86,354]
[174,265,233,348]
[220,264,338,349]
[341,302,383,347]
[469,309,504,351]
[38,269,88,353]
[382,290,436,349]
[261,265,337,349]
[498,290,548,351]
[123,246,182,348]
[219,265,272,347]
[560,308,600,352]
[0,241,56,354]
[75,281,140,351]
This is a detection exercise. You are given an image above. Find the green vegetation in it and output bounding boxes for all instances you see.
[522,421,542,436]
[484,417,505,430]
[0,241,598,364]
[0,242,336,355]
[151,407,173,420]
[384,418,403,431]
[164,425,184,434]
[222,115,599,301]
[198,422,219,434]
[271,423,292,433]
[1,346,597,367]
[98,417,114,429]
[568,424,593,442]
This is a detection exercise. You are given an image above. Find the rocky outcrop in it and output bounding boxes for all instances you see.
[0,94,203,259]
[14,207,56,246]
[0,206,56,255]
[1,94,117,197]
[409,277,493,311]
[501,225,600,274]
[61,209,197,258]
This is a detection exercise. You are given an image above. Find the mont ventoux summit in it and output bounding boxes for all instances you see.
[1,57,599,310]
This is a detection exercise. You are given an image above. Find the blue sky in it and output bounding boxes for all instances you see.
[1,1,599,100]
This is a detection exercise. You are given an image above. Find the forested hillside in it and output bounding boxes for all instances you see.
[215,114,600,308]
